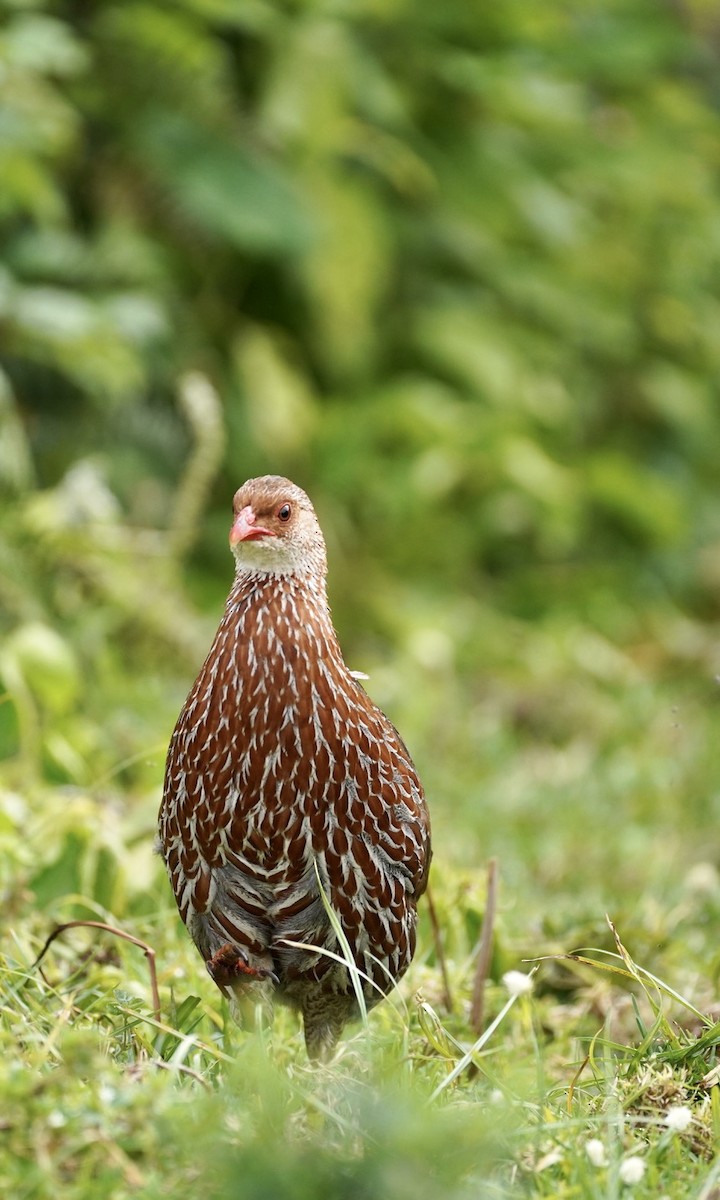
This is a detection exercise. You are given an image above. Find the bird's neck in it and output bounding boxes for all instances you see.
[228,568,330,618]
[219,569,340,679]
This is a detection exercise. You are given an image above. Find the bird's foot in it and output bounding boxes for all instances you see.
[206,943,278,988]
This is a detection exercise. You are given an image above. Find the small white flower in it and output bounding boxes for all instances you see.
[502,970,533,997]
[664,1105,693,1132]
[619,1156,646,1185]
[535,1148,564,1172]
[47,1111,66,1129]
[684,862,719,893]
[585,1138,607,1167]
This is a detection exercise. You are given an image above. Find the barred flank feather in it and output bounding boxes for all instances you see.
[159,476,431,1058]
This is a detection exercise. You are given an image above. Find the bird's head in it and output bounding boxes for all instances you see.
[229,476,327,580]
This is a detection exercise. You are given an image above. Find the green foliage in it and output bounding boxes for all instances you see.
[3,0,720,1195]
[2,0,720,614]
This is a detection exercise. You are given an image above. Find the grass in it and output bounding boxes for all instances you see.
[2,614,720,1197]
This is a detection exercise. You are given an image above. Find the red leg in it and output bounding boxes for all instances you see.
[206,942,278,988]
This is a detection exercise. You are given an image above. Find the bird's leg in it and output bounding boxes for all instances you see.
[206,942,279,989]
[302,994,354,1061]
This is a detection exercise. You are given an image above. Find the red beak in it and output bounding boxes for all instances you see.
[229,505,276,546]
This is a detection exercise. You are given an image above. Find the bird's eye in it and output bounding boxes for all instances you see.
[277,503,292,522]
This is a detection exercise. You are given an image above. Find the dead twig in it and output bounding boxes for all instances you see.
[470,858,499,1035]
[32,920,161,1024]
[425,880,453,1013]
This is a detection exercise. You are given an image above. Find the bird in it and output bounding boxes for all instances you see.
[158,475,431,1058]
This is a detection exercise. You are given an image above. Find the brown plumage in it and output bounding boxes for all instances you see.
[158,475,431,1058]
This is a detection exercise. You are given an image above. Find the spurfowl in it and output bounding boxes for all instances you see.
[159,476,431,1057]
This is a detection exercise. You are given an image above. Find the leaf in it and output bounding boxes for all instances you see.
[28,832,87,908]
[4,14,88,76]
[233,326,316,455]
[588,452,687,545]
[134,112,313,255]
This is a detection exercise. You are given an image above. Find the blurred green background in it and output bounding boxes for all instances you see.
[3,1,720,1192]
[3,0,720,878]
